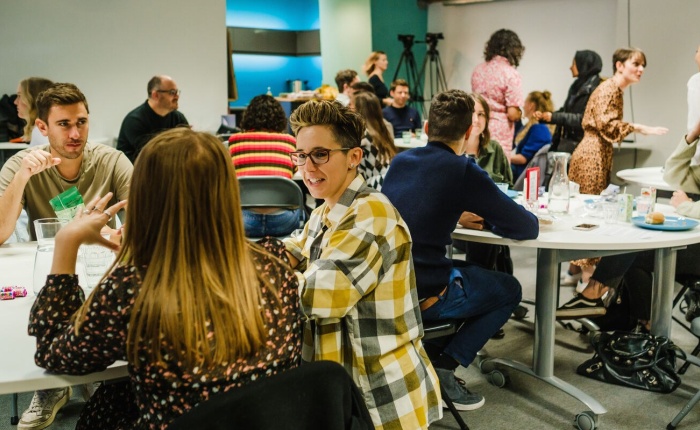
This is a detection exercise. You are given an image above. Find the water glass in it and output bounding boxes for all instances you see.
[402,131,412,145]
[602,201,618,224]
[80,236,115,290]
[636,197,651,216]
[495,183,509,194]
[33,218,68,294]
[415,128,422,140]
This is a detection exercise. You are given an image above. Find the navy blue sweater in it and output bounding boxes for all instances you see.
[382,141,539,298]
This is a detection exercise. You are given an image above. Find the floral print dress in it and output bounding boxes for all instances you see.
[28,239,302,430]
[471,55,524,156]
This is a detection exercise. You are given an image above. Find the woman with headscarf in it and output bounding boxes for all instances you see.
[535,50,603,154]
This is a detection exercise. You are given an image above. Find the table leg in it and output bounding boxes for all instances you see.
[485,248,607,416]
[650,247,678,337]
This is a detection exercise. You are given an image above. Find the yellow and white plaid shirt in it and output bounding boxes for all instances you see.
[285,175,441,430]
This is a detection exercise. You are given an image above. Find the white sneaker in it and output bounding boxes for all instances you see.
[18,387,72,430]
[561,271,582,286]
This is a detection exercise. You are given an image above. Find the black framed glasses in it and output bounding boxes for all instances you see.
[156,89,181,96]
[289,148,350,166]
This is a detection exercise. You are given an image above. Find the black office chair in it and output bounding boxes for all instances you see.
[168,361,373,430]
[238,176,306,238]
[422,319,470,430]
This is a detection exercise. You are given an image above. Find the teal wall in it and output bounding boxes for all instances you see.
[370,0,428,88]
[227,0,322,107]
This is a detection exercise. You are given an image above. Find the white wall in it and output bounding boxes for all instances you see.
[428,0,700,168]
[0,0,227,144]
[318,0,372,86]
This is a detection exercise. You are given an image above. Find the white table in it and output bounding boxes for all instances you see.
[0,242,128,395]
[452,200,700,426]
[0,142,29,166]
[616,166,674,191]
[394,137,427,150]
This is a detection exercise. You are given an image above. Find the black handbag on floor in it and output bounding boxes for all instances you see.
[576,331,685,393]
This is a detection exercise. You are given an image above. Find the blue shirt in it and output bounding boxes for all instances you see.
[382,105,422,137]
[512,123,552,178]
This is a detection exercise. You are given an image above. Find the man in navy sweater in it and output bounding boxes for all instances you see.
[382,89,539,411]
[382,79,422,137]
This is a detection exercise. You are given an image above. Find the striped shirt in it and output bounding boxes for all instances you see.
[229,131,296,178]
[284,175,441,429]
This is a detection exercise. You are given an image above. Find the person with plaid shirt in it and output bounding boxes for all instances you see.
[284,100,441,429]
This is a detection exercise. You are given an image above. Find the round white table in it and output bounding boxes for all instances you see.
[393,137,427,150]
[452,199,700,425]
[616,166,674,191]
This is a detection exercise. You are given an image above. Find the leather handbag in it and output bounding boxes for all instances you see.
[576,331,685,393]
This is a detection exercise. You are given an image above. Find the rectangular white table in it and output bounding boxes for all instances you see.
[0,242,128,396]
[452,200,700,426]
[0,142,29,166]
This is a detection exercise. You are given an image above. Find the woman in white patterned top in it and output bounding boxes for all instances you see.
[352,91,397,191]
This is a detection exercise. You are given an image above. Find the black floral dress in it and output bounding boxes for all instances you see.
[28,239,302,429]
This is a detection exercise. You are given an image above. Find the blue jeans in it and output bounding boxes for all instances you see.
[243,208,303,238]
[421,261,522,367]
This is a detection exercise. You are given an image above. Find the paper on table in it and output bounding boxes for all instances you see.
[594,224,662,240]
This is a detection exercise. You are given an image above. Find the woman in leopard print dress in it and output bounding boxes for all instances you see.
[569,48,668,275]
[569,47,667,195]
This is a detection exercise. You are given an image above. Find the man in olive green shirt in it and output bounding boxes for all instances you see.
[0,83,132,244]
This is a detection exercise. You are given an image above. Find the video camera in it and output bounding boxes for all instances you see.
[398,34,415,49]
[425,32,444,49]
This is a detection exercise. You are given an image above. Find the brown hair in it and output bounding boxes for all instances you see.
[290,100,365,149]
[612,47,646,74]
[353,92,397,164]
[35,83,89,123]
[428,90,474,143]
[470,93,491,150]
[390,79,410,93]
[335,69,358,91]
[74,128,281,369]
[483,29,525,67]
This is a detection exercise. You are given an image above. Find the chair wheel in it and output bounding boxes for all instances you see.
[487,370,508,388]
[574,411,597,430]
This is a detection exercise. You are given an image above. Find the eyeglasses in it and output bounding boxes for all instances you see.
[156,89,181,96]
[289,148,350,166]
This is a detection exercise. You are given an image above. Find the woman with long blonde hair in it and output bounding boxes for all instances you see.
[353,91,397,190]
[15,77,54,145]
[28,128,302,429]
[363,50,392,106]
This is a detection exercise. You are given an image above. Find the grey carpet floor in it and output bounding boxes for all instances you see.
[2,246,699,429]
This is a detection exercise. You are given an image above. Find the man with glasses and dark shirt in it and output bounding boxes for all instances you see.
[116,75,189,162]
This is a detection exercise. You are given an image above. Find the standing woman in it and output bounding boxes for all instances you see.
[352,91,397,190]
[15,77,54,146]
[536,50,603,154]
[28,129,302,428]
[471,29,525,157]
[364,51,392,106]
[569,47,668,195]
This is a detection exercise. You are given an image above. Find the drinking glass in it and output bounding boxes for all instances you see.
[33,218,67,294]
[80,238,115,290]
[402,131,412,145]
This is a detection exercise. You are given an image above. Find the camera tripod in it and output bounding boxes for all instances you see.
[392,36,425,115]
[419,40,447,112]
